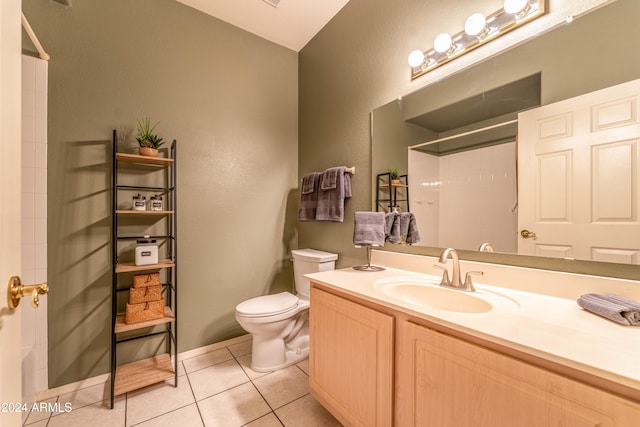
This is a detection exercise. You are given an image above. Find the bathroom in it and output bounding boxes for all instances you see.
[2,0,639,425]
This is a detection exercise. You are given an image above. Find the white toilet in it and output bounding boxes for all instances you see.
[235,248,338,372]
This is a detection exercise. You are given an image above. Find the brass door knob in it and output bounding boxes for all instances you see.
[7,276,48,308]
[520,229,537,240]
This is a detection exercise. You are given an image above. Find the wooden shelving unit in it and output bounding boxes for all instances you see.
[116,210,175,216]
[114,307,175,334]
[115,260,175,274]
[113,354,174,396]
[115,152,174,167]
[110,130,178,409]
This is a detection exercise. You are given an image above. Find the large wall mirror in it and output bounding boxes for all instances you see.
[371,0,640,278]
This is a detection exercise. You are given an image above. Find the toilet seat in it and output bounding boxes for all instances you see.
[236,292,299,318]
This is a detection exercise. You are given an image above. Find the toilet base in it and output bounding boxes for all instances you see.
[251,347,309,373]
[250,331,310,373]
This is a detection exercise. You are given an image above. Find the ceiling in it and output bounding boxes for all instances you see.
[175,0,351,52]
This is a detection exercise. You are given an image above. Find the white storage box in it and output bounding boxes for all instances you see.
[135,236,158,266]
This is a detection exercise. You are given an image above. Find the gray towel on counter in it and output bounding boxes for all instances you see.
[353,212,385,246]
[316,167,351,222]
[298,172,321,221]
[576,293,640,326]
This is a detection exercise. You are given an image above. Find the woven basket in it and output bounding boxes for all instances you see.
[125,299,164,324]
[133,272,161,288]
[129,284,162,304]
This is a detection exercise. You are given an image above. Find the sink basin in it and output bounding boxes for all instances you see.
[374,276,519,313]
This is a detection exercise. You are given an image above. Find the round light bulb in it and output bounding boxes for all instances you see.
[504,0,529,15]
[407,50,425,68]
[464,13,487,37]
[433,33,453,53]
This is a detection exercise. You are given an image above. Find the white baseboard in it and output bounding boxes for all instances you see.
[35,334,252,401]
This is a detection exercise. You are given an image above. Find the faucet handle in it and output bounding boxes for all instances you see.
[433,264,450,286]
[462,270,483,292]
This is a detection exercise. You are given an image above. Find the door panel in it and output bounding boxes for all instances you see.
[1,1,24,426]
[518,78,640,263]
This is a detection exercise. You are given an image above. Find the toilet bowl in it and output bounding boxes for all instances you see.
[235,249,338,372]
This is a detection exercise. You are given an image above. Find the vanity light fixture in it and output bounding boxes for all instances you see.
[433,33,455,55]
[408,0,546,80]
[504,0,530,17]
[465,13,489,38]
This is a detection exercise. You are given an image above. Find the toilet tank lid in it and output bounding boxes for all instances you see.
[291,248,338,263]
[236,292,299,317]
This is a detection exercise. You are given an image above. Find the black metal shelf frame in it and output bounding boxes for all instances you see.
[376,172,409,213]
[110,130,178,409]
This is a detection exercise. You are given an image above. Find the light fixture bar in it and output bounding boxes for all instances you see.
[409,0,546,80]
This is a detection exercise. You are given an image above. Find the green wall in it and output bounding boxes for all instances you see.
[299,0,640,279]
[23,0,298,387]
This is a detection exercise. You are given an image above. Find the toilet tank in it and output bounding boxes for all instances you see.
[291,249,338,299]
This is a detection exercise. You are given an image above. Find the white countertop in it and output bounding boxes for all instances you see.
[306,264,640,397]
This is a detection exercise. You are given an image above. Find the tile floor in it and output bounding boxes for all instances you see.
[22,337,342,427]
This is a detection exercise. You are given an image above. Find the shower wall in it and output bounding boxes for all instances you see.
[21,54,49,403]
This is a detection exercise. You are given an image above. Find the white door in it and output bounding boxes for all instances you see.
[518,79,640,263]
[1,1,23,426]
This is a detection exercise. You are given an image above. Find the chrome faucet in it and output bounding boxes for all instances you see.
[434,248,482,292]
[478,242,494,252]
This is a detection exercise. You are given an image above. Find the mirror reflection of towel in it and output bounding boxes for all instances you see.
[401,212,420,244]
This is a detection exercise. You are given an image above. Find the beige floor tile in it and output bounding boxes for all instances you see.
[126,376,195,426]
[47,396,126,427]
[131,403,203,427]
[252,366,309,409]
[296,358,309,375]
[175,360,186,376]
[188,358,249,401]
[57,382,109,412]
[23,396,58,424]
[275,394,342,427]
[245,412,284,427]
[23,420,48,427]
[198,382,271,427]
[228,339,252,357]
[236,354,272,380]
[182,348,233,373]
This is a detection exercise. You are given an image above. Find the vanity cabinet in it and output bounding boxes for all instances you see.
[398,320,640,426]
[309,286,394,427]
[310,282,640,427]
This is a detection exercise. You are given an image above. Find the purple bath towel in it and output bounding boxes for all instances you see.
[298,172,321,221]
[316,167,352,222]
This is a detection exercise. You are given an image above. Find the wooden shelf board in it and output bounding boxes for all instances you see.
[116,210,175,215]
[116,260,175,273]
[114,353,174,396]
[115,306,174,334]
[116,153,174,167]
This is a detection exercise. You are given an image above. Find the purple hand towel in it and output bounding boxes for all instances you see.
[353,212,385,246]
[298,172,321,221]
[316,167,351,222]
[577,293,640,326]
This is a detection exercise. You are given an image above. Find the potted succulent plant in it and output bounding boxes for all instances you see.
[136,117,164,157]
[389,167,401,185]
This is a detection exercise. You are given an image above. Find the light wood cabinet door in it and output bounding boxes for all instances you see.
[397,320,640,426]
[310,285,394,427]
